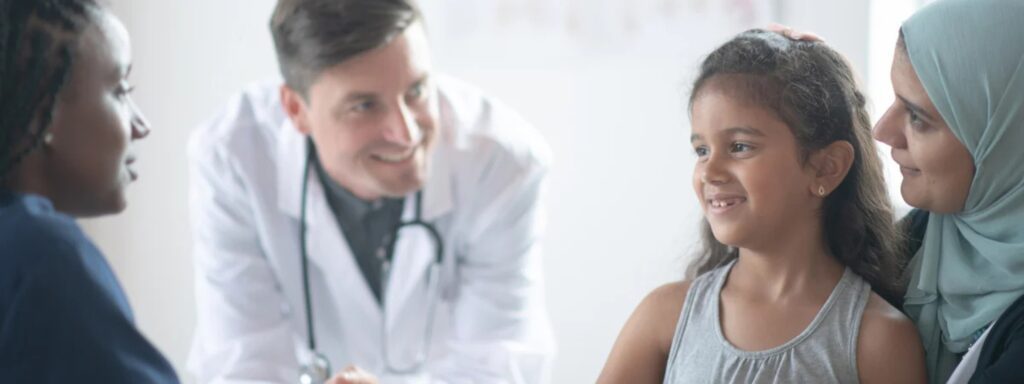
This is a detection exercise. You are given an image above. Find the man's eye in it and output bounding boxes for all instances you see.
[352,101,375,112]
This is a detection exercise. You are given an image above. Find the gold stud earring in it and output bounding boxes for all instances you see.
[818,185,826,197]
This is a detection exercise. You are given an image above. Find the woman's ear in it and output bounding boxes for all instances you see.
[810,140,855,197]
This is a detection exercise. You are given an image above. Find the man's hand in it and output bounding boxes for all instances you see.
[326,365,379,384]
[766,23,824,42]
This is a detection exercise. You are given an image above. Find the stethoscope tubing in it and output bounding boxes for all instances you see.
[298,140,444,379]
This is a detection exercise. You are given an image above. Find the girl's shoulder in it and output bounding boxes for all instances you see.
[597,280,693,383]
[633,262,733,329]
[619,280,696,341]
[635,267,733,345]
[856,291,928,383]
[635,281,694,351]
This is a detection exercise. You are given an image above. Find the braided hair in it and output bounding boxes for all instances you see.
[0,0,99,183]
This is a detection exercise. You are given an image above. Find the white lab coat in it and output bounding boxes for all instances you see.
[187,76,555,384]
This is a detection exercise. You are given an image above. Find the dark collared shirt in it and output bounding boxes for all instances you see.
[313,158,404,304]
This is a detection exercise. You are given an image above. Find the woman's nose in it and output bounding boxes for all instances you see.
[872,104,906,149]
[129,98,151,140]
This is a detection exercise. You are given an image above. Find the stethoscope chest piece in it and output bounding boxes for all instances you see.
[299,352,331,384]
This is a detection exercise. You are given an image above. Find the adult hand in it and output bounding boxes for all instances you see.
[767,23,824,42]
[326,365,379,384]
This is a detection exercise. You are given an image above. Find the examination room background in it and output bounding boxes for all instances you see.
[86,0,922,382]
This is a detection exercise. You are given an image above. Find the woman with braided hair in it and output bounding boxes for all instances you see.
[0,0,178,381]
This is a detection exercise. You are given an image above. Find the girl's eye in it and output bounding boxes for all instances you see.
[730,142,752,152]
[694,146,709,157]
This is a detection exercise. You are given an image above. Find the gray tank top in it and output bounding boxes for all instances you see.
[663,260,870,384]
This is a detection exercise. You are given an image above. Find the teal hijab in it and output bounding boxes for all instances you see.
[901,0,1024,380]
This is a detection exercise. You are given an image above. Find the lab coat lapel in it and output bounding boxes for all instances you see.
[276,119,306,219]
[384,120,455,327]
[383,202,438,329]
[276,122,383,325]
[304,176,383,324]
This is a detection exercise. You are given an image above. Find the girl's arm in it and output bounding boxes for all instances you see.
[597,281,691,384]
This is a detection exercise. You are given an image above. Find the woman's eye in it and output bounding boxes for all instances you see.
[694,146,709,157]
[906,108,927,130]
[115,83,135,98]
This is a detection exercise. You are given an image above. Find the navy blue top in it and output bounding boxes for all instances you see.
[0,190,178,383]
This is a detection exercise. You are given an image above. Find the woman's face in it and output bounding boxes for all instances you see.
[872,45,974,214]
[46,10,149,217]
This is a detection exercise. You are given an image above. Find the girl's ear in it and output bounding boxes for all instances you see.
[809,140,855,197]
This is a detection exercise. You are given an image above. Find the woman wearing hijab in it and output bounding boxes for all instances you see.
[0,0,178,381]
[873,0,1024,382]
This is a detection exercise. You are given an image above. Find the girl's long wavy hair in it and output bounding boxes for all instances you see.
[685,30,906,304]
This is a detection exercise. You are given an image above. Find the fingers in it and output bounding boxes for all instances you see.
[326,365,379,384]
[766,22,825,42]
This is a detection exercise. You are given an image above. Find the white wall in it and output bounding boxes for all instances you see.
[85,1,881,383]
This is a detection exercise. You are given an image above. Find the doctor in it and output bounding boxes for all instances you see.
[187,0,554,383]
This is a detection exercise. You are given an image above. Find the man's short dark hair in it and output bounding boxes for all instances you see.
[270,0,420,97]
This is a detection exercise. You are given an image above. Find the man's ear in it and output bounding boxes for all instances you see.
[810,140,855,197]
[280,84,312,135]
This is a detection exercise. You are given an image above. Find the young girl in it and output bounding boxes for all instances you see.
[598,30,927,383]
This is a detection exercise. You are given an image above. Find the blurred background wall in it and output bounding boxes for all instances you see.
[88,0,924,382]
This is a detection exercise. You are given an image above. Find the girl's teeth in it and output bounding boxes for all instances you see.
[711,199,742,208]
[377,152,410,162]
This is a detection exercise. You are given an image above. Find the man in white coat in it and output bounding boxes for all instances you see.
[187,0,554,383]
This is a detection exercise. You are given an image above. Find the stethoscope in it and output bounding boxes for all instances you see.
[298,140,445,384]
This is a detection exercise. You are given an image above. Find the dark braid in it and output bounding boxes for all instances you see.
[0,0,98,183]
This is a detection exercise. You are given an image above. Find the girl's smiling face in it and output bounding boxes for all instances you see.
[690,80,821,250]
